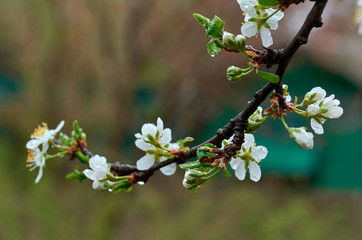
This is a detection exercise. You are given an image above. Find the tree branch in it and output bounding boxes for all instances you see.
[84,0,328,184]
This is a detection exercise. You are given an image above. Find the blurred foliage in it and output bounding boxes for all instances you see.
[1,139,362,239]
[0,1,361,239]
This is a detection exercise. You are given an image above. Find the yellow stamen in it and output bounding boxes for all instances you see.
[242,13,246,16]
[30,122,48,138]
[26,149,34,163]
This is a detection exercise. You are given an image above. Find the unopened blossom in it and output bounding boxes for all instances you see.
[83,155,110,189]
[238,0,284,47]
[26,121,65,150]
[289,127,314,149]
[229,134,268,182]
[222,31,234,45]
[306,94,343,134]
[283,84,292,103]
[302,87,326,106]
[182,169,204,189]
[26,147,47,183]
[182,169,197,189]
[246,107,264,133]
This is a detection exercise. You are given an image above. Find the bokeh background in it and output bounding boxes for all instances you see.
[0,0,361,239]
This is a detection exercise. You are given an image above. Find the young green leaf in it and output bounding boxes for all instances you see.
[206,15,224,38]
[193,13,211,30]
[207,39,223,56]
[257,70,280,83]
[179,160,202,170]
[258,0,279,8]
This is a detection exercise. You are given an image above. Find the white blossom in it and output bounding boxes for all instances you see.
[26,120,64,150]
[238,0,284,47]
[26,147,47,183]
[135,117,172,152]
[306,94,343,134]
[83,155,110,189]
[135,118,178,175]
[229,134,268,182]
[289,127,314,149]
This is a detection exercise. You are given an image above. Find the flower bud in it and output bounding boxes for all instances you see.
[227,66,245,82]
[222,31,235,46]
[302,87,326,106]
[182,178,196,189]
[235,34,246,51]
[289,127,314,149]
[246,107,264,133]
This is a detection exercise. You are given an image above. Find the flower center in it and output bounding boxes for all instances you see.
[31,122,48,138]
[26,149,34,171]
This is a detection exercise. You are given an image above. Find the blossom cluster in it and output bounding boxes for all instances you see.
[26,121,64,183]
[238,0,284,47]
[285,86,343,149]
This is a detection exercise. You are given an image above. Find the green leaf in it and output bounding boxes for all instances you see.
[207,39,222,56]
[179,160,202,170]
[196,144,217,160]
[65,166,86,183]
[206,15,224,38]
[224,168,232,177]
[193,13,211,30]
[257,70,280,83]
[258,0,279,8]
[176,137,195,147]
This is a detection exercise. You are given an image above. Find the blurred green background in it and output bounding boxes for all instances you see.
[0,0,361,239]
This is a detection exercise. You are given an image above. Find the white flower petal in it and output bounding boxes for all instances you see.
[54,120,65,133]
[235,161,246,181]
[135,133,142,138]
[324,106,343,119]
[35,165,43,183]
[306,103,320,116]
[241,21,258,37]
[157,117,164,132]
[311,118,324,135]
[92,180,100,189]
[84,169,97,181]
[89,155,108,172]
[248,161,261,182]
[251,146,268,161]
[243,134,255,150]
[160,163,177,176]
[230,157,241,169]
[160,128,172,145]
[267,18,278,30]
[26,139,42,149]
[260,27,273,47]
[293,128,314,149]
[136,154,155,170]
[141,123,158,139]
[135,139,154,151]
